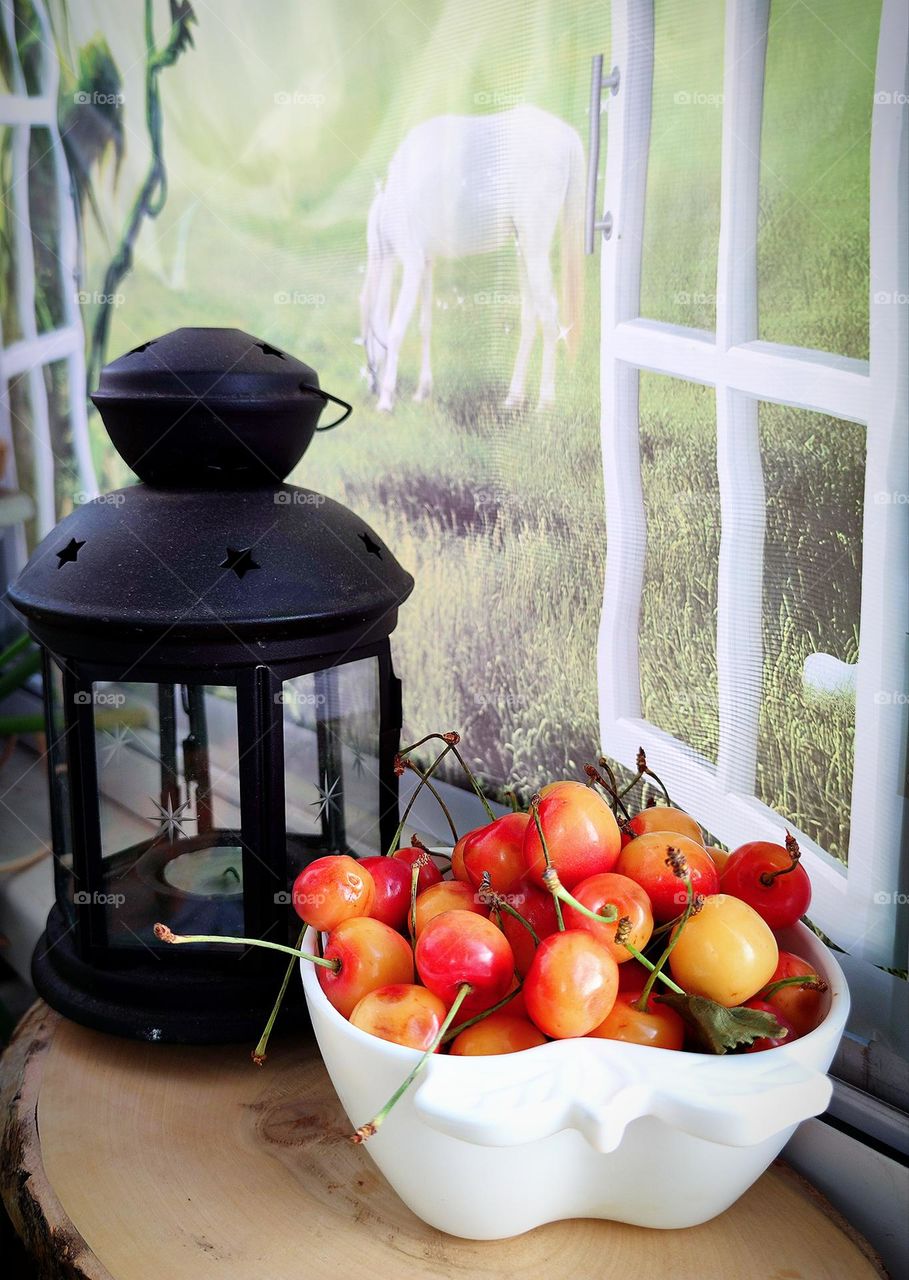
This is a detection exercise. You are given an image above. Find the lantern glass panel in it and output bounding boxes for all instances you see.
[92,681,243,946]
[46,661,74,919]
[284,655,382,879]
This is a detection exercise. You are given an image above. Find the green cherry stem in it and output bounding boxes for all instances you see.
[398,731,497,823]
[252,924,307,1066]
[479,874,541,946]
[385,742,453,856]
[400,758,459,843]
[760,973,827,998]
[636,875,694,1011]
[154,924,340,972]
[541,867,618,926]
[530,797,564,931]
[442,979,525,1044]
[352,983,473,1143]
[407,858,422,949]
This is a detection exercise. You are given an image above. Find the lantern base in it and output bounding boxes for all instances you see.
[31,905,311,1044]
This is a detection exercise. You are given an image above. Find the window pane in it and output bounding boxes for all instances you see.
[46,660,74,916]
[93,682,242,946]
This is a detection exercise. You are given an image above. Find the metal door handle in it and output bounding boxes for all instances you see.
[585,54,620,254]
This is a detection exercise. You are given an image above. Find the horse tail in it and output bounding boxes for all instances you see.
[561,129,585,360]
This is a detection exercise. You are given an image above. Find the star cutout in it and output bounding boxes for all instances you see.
[101,724,134,766]
[56,538,85,568]
[310,774,342,820]
[148,795,192,842]
[359,531,382,558]
[256,341,284,358]
[220,546,260,579]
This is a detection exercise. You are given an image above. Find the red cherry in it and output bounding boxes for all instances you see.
[359,856,411,930]
[317,916,414,1018]
[720,841,811,929]
[743,998,796,1052]
[498,878,559,977]
[523,781,621,889]
[463,812,531,894]
[393,846,443,894]
[292,855,376,931]
[413,880,488,936]
[615,833,718,921]
[350,984,449,1051]
[759,951,826,1037]
[415,910,514,1016]
[588,990,685,1050]
[561,871,654,963]
[524,930,619,1039]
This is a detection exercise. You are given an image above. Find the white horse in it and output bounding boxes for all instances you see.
[360,105,584,413]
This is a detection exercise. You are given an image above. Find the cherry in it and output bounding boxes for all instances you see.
[588,990,685,1050]
[759,951,826,1037]
[317,916,414,1018]
[359,856,411,930]
[393,845,443,894]
[561,871,653,964]
[497,878,559,976]
[414,880,488,936]
[462,811,531,893]
[742,998,795,1052]
[524,930,619,1039]
[450,1012,547,1055]
[626,805,704,846]
[349,983,449,1051]
[720,837,811,929]
[415,910,515,1016]
[616,832,718,921]
[523,782,621,889]
[668,894,778,1007]
[450,833,471,883]
[291,854,375,931]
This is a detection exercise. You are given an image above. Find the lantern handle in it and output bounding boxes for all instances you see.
[309,386,353,431]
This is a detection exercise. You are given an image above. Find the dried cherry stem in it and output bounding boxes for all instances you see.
[760,832,801,886]
[585,762,631,821]
[479,873,541,946]
[399,758,459,843]
[761,973,827,999]
[399,731,497,823]
[541,866,618,926]
[442,979,525,1043]
[529,796,564,931]
[634,747,674,807]
[636,861,695,1011]
[351,983,473,1143]
[153,923,340,971]
[503,789,522,813]
[407,856,424,949]
[252,924,307,1066]
[386,742,454,855]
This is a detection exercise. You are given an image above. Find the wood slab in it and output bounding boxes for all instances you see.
[0,1003,887,1279]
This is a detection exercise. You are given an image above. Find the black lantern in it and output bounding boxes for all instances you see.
[8,328,413,1043]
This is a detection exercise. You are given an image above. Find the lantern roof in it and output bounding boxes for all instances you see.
[8,329,413,662]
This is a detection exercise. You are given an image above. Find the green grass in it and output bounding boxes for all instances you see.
[9,0,874,862]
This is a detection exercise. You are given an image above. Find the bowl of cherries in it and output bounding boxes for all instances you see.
[159,737,848,1240]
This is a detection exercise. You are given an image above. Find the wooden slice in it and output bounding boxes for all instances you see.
[0,1003,887,1280]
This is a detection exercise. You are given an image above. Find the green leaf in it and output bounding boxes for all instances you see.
[654,992,787,1054]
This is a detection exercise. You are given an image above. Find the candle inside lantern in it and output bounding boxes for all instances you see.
[162,846,244,897]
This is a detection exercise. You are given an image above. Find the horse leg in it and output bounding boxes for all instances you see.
[525,247,559,408]
[377,256,423,413]
[414,261,434,401]
[504,248,537,409]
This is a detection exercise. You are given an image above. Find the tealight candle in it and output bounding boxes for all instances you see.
[162,846,244,898]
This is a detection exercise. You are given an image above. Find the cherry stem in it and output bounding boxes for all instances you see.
[503,789,522,814]
[153,924,340,971]
[621,941,686,994]
[479,875,541,946]
[400,758,459,843]
[761,973,826,998]
[398,731,497,823]
[585,762,631,821]
[351,983,473,1143]
[386,742,453,855]
[442,979,525,1043]
[529,797,564,931]
[637,873,693,1010]
[541,867,618,926]
[252,924,306,1066]
[407,858,422,949]
[634,748,673,808]
[759,836,802,887]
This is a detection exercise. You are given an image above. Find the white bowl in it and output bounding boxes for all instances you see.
[300,921,848,1239]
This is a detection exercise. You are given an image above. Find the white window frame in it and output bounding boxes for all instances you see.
[0,0,97,547]
[597,0,908,968]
